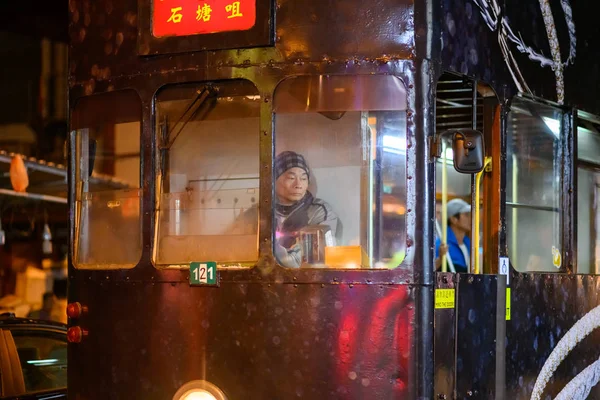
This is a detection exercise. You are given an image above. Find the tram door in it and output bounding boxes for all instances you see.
[433,73,500,275]
[433,73,502,399]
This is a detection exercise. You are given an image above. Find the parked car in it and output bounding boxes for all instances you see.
[0,313,66,399]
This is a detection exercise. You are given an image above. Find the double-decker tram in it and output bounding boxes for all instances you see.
[66,0,600,398]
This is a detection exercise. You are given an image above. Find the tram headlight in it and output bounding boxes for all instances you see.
[180,392,216,400]
[173,380,227,400]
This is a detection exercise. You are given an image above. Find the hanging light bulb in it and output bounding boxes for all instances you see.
[42,222,52,255]
[10,154,29,193]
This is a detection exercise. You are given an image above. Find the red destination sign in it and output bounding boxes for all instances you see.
[153,0,256,37]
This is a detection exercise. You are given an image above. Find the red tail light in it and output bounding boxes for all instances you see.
[66,302,88,318]
[67,326,88,343]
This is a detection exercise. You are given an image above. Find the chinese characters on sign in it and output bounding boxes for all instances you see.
[153,0,256,37]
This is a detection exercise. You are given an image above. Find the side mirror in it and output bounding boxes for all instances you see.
[435,129,485,174]
[452,129,484,173]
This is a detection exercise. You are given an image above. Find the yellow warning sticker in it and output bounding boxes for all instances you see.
[506,287,511,321]
[435,289,455,309]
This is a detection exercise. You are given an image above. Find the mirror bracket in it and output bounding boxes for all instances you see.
[428,135,442,160]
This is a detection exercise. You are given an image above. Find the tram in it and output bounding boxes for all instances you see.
[66,0,600,398]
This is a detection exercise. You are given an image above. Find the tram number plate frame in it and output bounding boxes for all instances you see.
[190,262,219,286]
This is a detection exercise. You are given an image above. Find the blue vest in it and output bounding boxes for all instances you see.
[435,227,471,273]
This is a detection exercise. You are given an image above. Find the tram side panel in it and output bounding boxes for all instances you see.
[67,281,414,399]
[506,273,600,400]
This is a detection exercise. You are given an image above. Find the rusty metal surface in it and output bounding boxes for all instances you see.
[68,281,414,399]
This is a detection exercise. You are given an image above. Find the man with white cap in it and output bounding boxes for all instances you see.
[435,198,472,273]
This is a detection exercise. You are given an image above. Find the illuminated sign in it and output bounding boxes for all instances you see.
[153,0,256,38]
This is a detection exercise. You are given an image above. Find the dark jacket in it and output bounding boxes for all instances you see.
[233,192,339,267]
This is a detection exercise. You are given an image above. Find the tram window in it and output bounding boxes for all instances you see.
[576,118,600,274]
[72,90,142,269]
[506,99,563,272]
[154,80,260,267]
[577,167,600,274]
[577,121,600,164]
[273,75,407,268]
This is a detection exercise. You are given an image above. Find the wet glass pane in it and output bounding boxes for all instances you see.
[506,99,562,272]
[273,75,407,269]
[72,90,142,269]
[154,80,259,267]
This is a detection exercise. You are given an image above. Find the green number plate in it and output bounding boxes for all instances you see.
[189,262,218,286]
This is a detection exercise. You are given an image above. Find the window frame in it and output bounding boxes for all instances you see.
[271,74,410,270]
[574,111,600,275]
[70,89,144,271]
[504,95,574,274]
[151,79,262,270]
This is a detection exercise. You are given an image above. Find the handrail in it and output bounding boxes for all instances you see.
[473,156,492,274]
[441,141,448,272]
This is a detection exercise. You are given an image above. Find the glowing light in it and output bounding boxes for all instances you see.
[173,380,226,400]
[180,391,218,400]
[382,203,406,215]
[382,135,406,154]
[542,116,561,138]
[27,359,59,365]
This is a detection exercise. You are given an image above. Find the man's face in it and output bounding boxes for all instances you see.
[451,212,471,233]
[275,167,308,205]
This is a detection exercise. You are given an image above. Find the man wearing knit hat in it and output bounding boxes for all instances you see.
[435,198,472,273]
[273,151,339,267]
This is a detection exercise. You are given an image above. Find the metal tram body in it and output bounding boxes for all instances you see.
[66,0,600,398]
